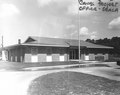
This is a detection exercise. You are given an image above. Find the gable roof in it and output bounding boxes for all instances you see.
[23,36,113,49]
[24,36,69,47]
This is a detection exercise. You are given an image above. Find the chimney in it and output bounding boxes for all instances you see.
[18,39,21,44]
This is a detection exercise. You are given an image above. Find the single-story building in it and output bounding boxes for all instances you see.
[2,36,113,62]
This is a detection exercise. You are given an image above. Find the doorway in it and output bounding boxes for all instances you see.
[70,50,76,59]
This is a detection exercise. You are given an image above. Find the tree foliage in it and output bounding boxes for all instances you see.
[86,37,120,54]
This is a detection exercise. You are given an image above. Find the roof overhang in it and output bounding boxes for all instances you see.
[2,44,22,50]
[70,46,86,49]
[20,43,69,47]
[86,46,113,49]
[3,44,113,49]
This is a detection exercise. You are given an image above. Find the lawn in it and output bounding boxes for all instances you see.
[0,61,110,71]
[0,61,79,70]
[27,71,120,95]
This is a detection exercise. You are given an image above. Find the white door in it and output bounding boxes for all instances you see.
[60,56,64,61]
[31,47,38,62]
[2,50,8,61]
[85,55,89,60]
[32,55,38,62]
[46,56,52,62]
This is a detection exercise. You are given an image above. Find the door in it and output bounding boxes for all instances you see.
[31,47,38,62]
[2,50,8,61]
[70,50,76,59]
[85,55,89,60]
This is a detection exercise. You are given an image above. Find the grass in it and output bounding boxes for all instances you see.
[0,61,79,70]
[0,61,110,71]
[27,71,120,95]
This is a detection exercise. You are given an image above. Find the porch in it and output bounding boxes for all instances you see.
[69,46,87,61]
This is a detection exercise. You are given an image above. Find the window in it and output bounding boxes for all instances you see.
[46,48,52,55]
[59,48,64,55]
[31,47,38,55]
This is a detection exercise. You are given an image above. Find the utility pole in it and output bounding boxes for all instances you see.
[2,36,3,48]
[78,0,81,63]
[1,36,3,61]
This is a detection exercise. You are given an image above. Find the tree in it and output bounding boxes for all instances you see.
[86,36,120,55]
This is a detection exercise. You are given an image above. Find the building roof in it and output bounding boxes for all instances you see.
[24,36,69,47]
[3,36,113,49]
[23,36,113,49]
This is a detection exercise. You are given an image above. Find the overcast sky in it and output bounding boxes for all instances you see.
[0,0,120,46]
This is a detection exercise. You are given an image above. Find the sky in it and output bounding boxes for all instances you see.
[0,0,120,46]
